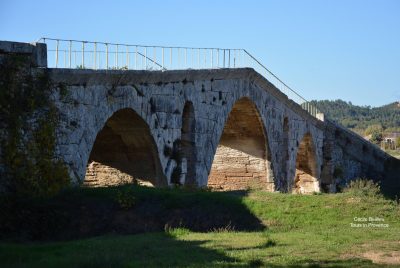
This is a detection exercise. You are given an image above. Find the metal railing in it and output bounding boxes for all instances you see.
[37,37,322,118]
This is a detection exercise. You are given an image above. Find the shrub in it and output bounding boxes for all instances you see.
[365,124,383,136]
[343,178,382,198]
[370,131,383,145]
[116,187,136,209]
[164,226,190,238]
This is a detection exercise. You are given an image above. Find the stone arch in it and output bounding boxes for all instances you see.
[84,108,166,187]
[208,97,274,191]
[180,101,197,186]
[293,132,320,194]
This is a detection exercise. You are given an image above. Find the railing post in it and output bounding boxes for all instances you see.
[82,42,85,68]
[185,48,187,68]
[234,49,236,68]
[106,43,109,69]
[126,46,129,69]
[170,47,172,68]
[144,47,147,69]
[178,48,180,69]
[153,46,156,69]
[55,40,59,68]
[204,49,206,67]
[162,47,164,70]
[116,44,118,68]
[135,46,138,70]
[94,42,97,70]
[191,48,194,66]
[211,49,213,68]
[69,40,72,68]
[228,49,231,68]
[217,49,219,68]
[223,49,226,68]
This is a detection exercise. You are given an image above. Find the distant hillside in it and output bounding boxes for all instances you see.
[310,100,400,133]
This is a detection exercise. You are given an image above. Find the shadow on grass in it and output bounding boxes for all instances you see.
[0,185,265,242]
[0,232,242,268]
[247,258,378,268]
[1,231,377,268]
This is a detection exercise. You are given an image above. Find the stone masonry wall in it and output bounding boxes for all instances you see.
[49,68,325,192]
[1,40,396,194]
[83,108,164,187]
[293,133,319,194]
[321,119,393,192]
[208,98,274,191]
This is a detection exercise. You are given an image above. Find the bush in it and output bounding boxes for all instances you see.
[365,124,383,136]
[370,131,383,145]
[343,179,382,198]
[116,187,136,209]
[164,226,190,238]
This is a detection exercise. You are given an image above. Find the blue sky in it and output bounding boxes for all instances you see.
[1,0,399,106]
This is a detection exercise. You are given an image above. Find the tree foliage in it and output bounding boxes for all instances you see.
[311,100,400,134]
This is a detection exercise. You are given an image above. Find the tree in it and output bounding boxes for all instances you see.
[365,124,383,136]
[370,131,383,145]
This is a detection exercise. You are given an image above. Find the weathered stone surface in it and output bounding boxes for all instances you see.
[208,98,273,191]
[1,41,396,193]
[0,41,47,67]
[42,67,395,192]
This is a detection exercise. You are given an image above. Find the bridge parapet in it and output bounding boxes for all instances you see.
[1,39,397,195]
[0,40,47,67]
[37,37,322,118]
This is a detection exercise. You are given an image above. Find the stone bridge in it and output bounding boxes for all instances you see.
[1,41,396,194]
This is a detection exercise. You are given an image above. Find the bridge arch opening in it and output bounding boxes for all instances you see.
[293,132,319,194]
[84,108,165,187]
[181,101,197,186]
[208,97,274,191]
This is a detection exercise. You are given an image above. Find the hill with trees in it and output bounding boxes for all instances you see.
[310,100,400,135]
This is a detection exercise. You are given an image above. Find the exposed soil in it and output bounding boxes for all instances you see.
[343,240,400,265]
[361,250,400,265]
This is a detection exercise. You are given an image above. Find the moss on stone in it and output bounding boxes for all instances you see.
[0,54,69,197]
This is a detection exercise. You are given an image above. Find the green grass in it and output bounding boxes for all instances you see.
[385,149,400,159]
[1,186,399,267]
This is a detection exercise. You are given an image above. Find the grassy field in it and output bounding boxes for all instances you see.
[386,149,400,159]
[1,185,399,267]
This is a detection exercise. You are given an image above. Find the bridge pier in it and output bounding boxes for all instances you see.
[1,40,394,195]
[48,68,328,193]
